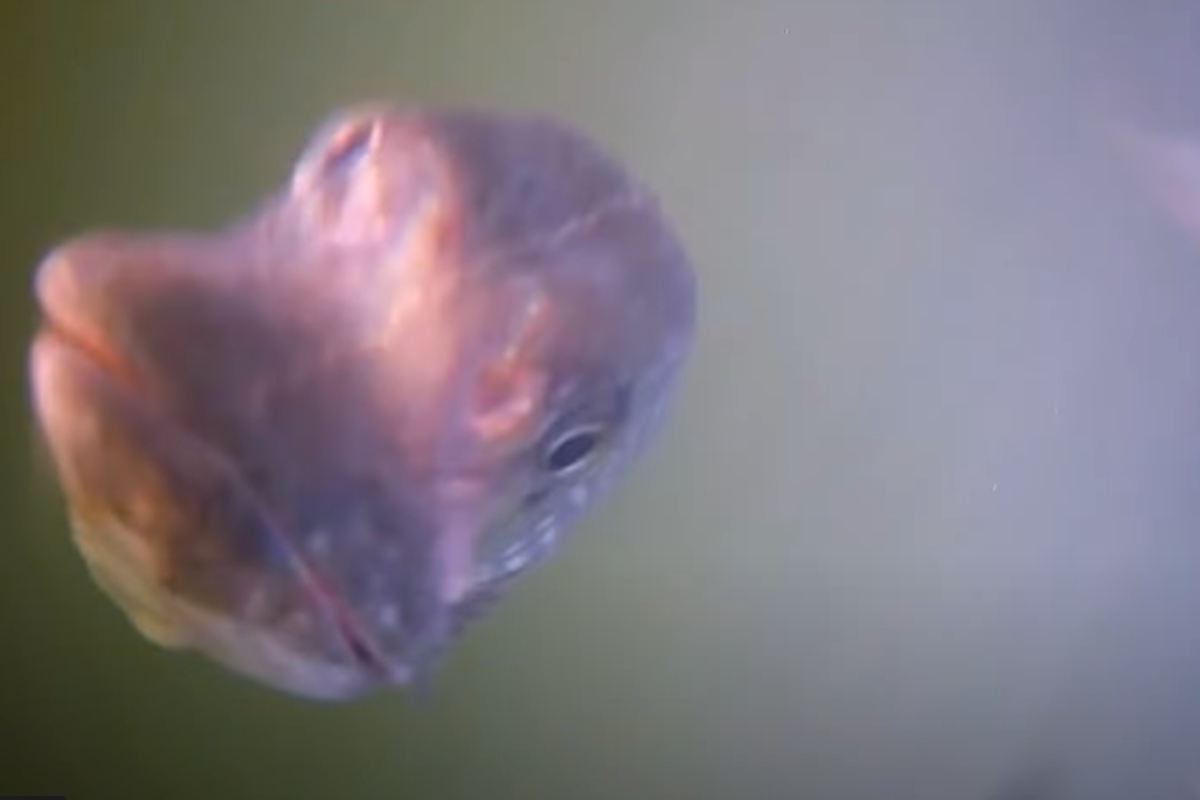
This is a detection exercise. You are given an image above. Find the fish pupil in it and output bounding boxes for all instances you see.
[545,429,599,474]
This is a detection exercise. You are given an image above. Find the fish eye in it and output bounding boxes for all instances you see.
[543,425,605,475]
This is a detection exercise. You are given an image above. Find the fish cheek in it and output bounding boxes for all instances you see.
[31,335,374,700]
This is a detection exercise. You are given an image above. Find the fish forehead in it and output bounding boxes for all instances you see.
[185,104,694,475]
[290,105,651,255]
[30,103,697,698]
[287,105,694,346]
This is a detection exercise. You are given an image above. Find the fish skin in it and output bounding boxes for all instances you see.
[28,104,697,701]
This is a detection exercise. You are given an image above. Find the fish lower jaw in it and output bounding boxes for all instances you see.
[70,510,382,701]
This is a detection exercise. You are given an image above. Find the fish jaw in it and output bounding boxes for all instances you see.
[29,327,390,700]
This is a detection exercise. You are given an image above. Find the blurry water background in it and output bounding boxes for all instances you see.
[4,1,1200,798]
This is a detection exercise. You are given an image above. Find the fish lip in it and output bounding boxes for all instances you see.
[33,297,146,404]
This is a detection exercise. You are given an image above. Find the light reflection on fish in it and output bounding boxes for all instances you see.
[27,104,697,700]
[1081,5,1200,247]
[1109,120,1200,247]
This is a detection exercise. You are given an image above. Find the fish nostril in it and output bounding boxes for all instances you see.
[319,118,378,178]
[290,111,385,200]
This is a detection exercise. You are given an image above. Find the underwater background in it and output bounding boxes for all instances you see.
[4,1,1200,798]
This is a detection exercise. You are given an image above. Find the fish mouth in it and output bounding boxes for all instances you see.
[38,314,131,390]
[29,285,402,700]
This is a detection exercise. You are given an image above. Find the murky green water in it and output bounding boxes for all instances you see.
[6,2,1200,798]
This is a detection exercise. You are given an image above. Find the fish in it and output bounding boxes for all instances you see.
[27,104,697,701]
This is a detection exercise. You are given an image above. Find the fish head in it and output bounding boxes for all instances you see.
[28,105,696,700]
